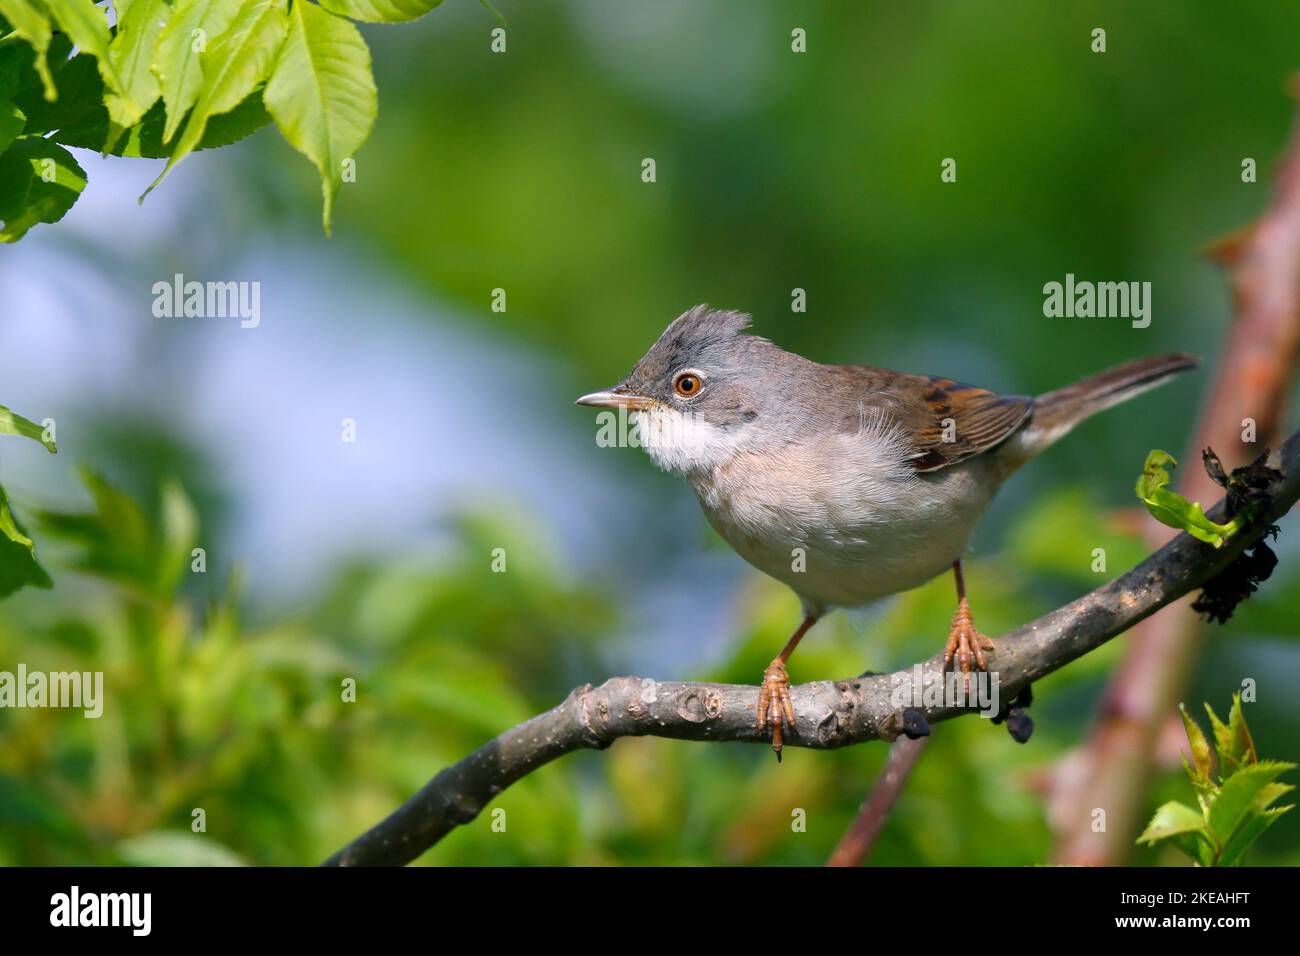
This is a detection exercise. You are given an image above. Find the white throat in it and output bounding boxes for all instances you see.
[632,406,752,476]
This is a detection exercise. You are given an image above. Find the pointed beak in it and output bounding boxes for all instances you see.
[574,386,653,411]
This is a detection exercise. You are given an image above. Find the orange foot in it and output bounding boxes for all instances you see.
[942,597,995,690]
[756,658,796,760]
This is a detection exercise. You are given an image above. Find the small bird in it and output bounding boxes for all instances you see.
[576,306,1196,755]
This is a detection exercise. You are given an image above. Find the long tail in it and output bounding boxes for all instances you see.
[1006,352,1199,466]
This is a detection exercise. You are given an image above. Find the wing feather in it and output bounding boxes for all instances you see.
[905,377,1033,472]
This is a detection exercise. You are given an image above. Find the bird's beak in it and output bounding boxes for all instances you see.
[574,386,653,411]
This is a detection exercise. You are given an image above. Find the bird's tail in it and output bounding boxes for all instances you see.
[1004,352,1199,468]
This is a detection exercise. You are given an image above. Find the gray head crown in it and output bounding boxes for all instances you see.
[622,305,761,402]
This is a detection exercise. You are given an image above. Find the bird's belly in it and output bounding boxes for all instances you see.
[694,457,995,613]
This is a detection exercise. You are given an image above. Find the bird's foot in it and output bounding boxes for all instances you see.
[756,658,796,760]
[942,597,995,692]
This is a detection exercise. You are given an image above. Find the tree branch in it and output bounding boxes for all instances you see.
[324,431,1299,866]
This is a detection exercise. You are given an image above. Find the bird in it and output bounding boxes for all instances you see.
[575,305,1196,756]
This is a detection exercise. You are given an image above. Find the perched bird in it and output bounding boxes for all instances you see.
[576,306,1196,755]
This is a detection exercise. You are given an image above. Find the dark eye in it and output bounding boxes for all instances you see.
[673,371,702,398]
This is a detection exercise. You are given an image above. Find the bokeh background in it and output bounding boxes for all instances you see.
[1,0,1298,865]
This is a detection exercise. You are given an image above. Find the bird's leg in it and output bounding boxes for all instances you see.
[942,559,995,692]
[757,614,817,760]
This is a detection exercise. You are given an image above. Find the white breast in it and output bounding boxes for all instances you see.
[683,418,996,615]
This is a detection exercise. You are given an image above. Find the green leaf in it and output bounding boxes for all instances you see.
[1172,830,1217,867]
[195,88,271,147]
[1206,760,1295,848]
[1,29,73,105]
[142,0,286,199]
[0,42,24,101]
[0,137,85,242]
[263,0,375,234]
[0,483,52,597]
[45,0,124,96]
[1217,805,1292,867]
[1206,694,1257,774]
[0,403,57,452]
[102,0,171,143]
[0,140,34,230]
[1253,781,1294,812]
[54,86,271,156]
[0,0,55,100]
[1135,450,1236,547]
[12,50,104,136]
[0,98,22,153]
[1136,800,1207,845]
[316,0,442,24]
[1179,703,1214,789]
[152,0,243,143]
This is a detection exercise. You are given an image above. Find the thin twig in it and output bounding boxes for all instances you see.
[826,735,930,867]
[324,433,1299,866]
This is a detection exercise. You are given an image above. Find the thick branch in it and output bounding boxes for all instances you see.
[324,432,1300,867]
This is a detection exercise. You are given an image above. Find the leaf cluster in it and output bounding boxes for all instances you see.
[1137,694,1294,866]
[0,0,458,241]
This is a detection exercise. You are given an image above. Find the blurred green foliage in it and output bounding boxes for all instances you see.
[1,468,1297,865]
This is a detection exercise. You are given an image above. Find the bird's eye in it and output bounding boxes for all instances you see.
[673,371,703,398]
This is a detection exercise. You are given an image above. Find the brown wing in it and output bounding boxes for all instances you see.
[903,376,1033,472]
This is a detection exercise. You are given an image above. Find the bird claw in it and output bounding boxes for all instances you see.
[942,597,995,693]
[757,658,796,759]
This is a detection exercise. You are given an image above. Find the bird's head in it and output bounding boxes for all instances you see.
[575,305,772,475]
